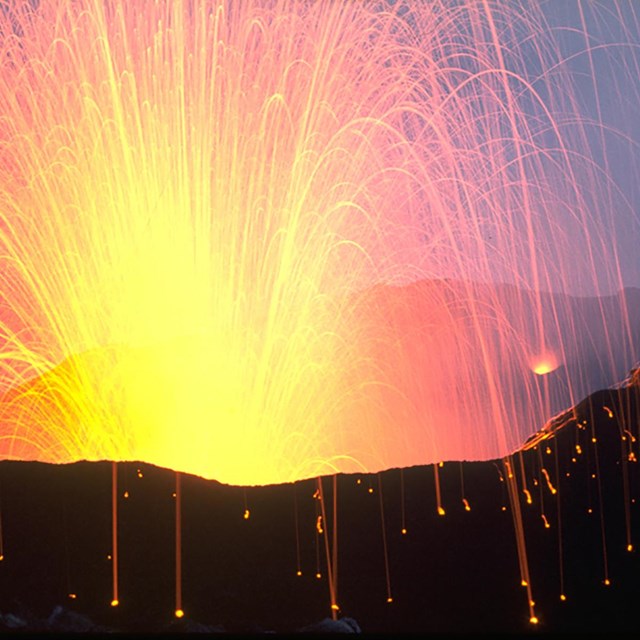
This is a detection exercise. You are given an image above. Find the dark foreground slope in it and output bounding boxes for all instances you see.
[0,370,639,634]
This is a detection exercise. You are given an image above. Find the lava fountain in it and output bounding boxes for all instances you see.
[0,0,639,486]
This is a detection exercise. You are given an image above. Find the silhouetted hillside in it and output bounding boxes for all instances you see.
[0,365,638,633]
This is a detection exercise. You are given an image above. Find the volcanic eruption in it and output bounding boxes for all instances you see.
[0,0,639,630]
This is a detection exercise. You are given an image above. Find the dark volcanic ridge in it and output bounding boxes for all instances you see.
[0,365,639,633]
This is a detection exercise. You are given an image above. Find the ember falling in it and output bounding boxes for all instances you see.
[0,0,639,632]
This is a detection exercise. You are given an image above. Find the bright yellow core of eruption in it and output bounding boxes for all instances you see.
[1,0,435,486]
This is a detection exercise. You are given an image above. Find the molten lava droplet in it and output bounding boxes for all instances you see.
[560,594,567,602]
[331,604,340,611]
[627,544,634,552]
[401,528,407,534]
[533,363,553,375]
[316,572,322,579]
[437,506,446,516]
[463,498,471,512]
[387,597,393,604]
[603,579,611,586]
[541,468,557,494]
[531,352,560,376]
[175,609,185,618]
[243,509,250,520]
[530,616,539,625]
[68,593,77,599]
[111,599,119,607]
[296,570,302,577]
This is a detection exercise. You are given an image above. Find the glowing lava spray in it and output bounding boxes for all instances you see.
[0,0,638,486]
